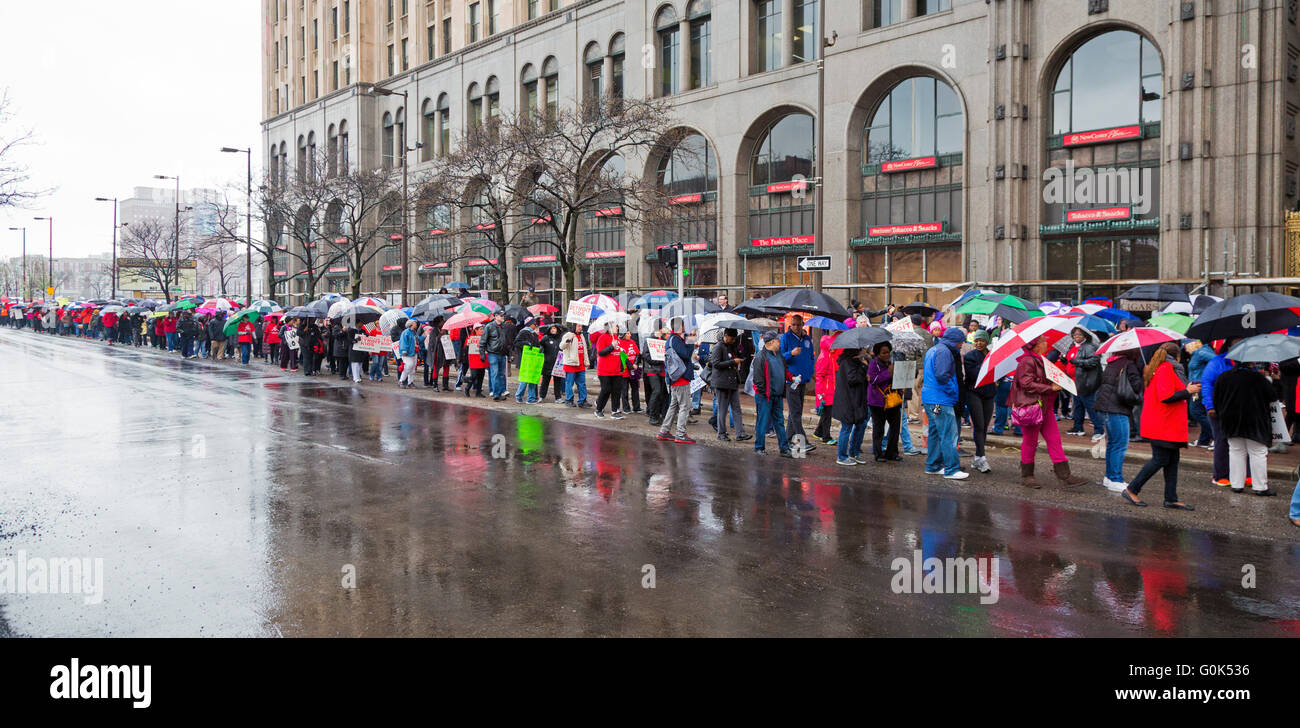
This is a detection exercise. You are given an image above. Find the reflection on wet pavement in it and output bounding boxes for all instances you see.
[2,329,1298,636]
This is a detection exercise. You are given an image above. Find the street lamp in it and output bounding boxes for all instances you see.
[154,175,180,299]
[94,197,119,297]
[7,227,25,300]
[220,147,253,303]
[367,84,411,306]
[811,2,836,296]
[33,216,52,300]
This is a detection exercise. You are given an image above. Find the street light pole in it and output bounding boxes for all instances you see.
[94,197,119,297]
[34,216,52,299]
[8,227,25,300]
[367,84,411,305]
[221,147,254,303]
[155,175,180,300]
[812,3,834,295]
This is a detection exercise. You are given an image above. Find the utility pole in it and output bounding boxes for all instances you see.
[812,2,834,294]
[221,147,254,302]
[34,216,53,299]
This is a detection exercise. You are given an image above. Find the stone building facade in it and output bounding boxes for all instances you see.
[262,0,1300,305]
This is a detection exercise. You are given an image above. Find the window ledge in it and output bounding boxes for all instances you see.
[859,9,955,40]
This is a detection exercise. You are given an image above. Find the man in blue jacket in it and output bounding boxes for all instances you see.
[921,327,968,480]
[780,315,816,451]
[1201,337,1241,485]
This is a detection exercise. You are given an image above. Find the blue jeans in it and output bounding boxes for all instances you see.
[1072,392,1104,434]
[837,421,866,460]
[369,354,385,380]
[754,394,789,453]
[1189,398,1213,446]
[691,385,703,410]
[564,371,588,404]
[1104,412,1130,482]
[515,380,538,402]
[166,331,177,351]
[924,404,960,475]
[1290,476,1300,521]
[895,417,917,452]
[240,342,251,364]
[487,353,507,397]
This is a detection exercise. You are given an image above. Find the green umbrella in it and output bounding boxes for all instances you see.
[173,298,200,310]
[1148,312,1194,335]
[955,293,1043,323]
[223,308,263,337]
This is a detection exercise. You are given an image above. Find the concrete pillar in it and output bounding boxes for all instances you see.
[902,0,918,21]
[679,19,691,92]
[781,0,796,68]
[602,55,613,98]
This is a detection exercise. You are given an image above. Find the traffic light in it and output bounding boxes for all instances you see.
[658,246,677,269]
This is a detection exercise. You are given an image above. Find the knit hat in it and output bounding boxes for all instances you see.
[973,329,992,344]
[761,330,779,343]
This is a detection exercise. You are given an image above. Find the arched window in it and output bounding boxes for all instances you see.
[337,121,349,171]
[395,107,406,167]
[467,82,483,127]
[749,112,815,187]
[521,64,538,114]
[653,132,719,289]
[541,58,558,119]
[655,6,680,97]
[863,76,963,164]
[327,124,338,176]
[297,135,308,179]
[436,94,449,156]
[1041,30,1162,296]
[688,1,712,89]
[279,142,288,185]
[1051,30,1161,135]
[421,98,435,162]
[583,42,603,104]
[609,33,626,102]
[382,112,395,168]
[856,75,965,307]
[306,131,317,179]
[269,145,280,184]
[582,154,627,291]
[485,77,500,124]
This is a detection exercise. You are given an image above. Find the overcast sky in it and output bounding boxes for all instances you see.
[1,0,261,258]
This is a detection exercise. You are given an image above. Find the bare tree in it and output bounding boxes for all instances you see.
[196,195,245,296]
[118,219,195,302]
[0,90,50,209]
[503,97,684,302]
[327,163,402,300]
[256,152,345,300]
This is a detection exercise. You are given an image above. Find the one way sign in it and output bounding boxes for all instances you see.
[796,255,832,272]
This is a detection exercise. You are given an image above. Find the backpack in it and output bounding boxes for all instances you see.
[664,340,687,382]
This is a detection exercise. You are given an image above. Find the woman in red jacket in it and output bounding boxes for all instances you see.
[618,329,641,414]
[264,317,282,363]
[592,323,625,419]
[465,325,487,397]
[237,318,256,365]
[1123,343,1201,510]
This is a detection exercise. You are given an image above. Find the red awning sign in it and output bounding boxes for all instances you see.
[1063,125,1142,147]
[1065,207,1132,223]
[881,156,938,173]
[750,235,814,247]
[867,222,944,237]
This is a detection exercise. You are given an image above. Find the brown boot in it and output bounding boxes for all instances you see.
[1053,461,1088,487]
[1020,462,1042,489]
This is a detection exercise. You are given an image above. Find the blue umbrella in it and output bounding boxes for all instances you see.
[804,315,848,331]
[630,290,680,310]
[445,281,470,290]
[1094,307,1141,325]
[1069,314,1117,334]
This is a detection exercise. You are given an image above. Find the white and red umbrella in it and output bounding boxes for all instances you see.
[1066,303,1106,315]
[443,310,489,330]
[352,296,390,308]
[578,293,620,313]
[975,315,1080,387]
[1095,326,1184,358]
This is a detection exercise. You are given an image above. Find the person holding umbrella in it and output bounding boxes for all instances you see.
[1011,335,1088,489]
[709,328,746,441]
[962,330,995,473]
[592,321,626,419]
[236,315,256,365]
[1214,360,1280,496]
[1094,349,1145,492]
[1065,328,1105,441]
[1122,342,1200,509]
[868,341,902,462]
[1201,338,1243,486]
[751,331,792,457]
[922,327,968,480]
[540,323,565,402]
[780,314,816,452]
[831,343,870,466]
[813,332,838,445]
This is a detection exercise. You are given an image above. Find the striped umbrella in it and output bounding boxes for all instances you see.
[1096,326,1184,358]
[578,293,620,313]
[630,290,679,310]
[353,296,390,308]
[1066,303,1107,315]
[456,299,498,317]
[975,315,1081,387]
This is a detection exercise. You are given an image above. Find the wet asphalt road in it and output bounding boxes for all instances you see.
[2,328,1299,637]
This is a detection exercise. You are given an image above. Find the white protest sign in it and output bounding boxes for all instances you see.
[551,357,567,377]
[886,317,915,334]
[468,335,481,356]
[647,338,666,362]
[566,300,594,326]
[892,360,917,389]
[353,334,394,354]
[440,335,455,359]
[1043,358,1077,395]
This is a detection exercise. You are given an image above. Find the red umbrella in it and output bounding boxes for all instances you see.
[1095,326,1183,358]
[528,303,559,315]
[975,315,1079,387]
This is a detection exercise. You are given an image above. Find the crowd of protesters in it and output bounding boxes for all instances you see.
[5,290,1298,529]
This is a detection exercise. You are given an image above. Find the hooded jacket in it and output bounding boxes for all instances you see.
[921,327,966,406]
[831,350,870,424]
[814,334,837,406]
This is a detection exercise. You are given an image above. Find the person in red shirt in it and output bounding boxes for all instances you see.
[465,325,487,397]
[264,317,282,363]
[164,312,179,352]
[592,323,626,419]
[1122,343,1201,510]
[237,318,256,364]
[618,329,641,414]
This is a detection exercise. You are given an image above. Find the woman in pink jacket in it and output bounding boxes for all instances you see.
[813,331,839,444]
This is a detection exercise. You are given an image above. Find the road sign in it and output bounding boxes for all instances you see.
[46,287,55,295]
[796,255,832,273]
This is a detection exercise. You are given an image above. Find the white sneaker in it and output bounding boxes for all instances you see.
[1103,478,1127,492]
[944,471,970,480]
[973,456,991,473]
[1091,433,1105,442]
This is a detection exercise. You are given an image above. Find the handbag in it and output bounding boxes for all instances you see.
[1116,363,1142,408]
[1011,401,1044,427]
[878,385,903,410]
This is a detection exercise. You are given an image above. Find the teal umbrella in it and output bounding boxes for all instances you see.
[223,308,262,337]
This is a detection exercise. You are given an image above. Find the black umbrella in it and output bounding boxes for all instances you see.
[730,297,774,316]
[830,327,892,350]
[1185,293,1300,342]
[900,301,940,317]
[1191,295,1221,314]
[302,299,332,318]
[1117,283,1189,303]
[284,306,311,319]
[503,304,533,323]
[756,288,852,319]
[1223,334,1300,363]
[412,297,457,321]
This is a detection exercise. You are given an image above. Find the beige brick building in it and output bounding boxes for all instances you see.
[262,0,1300,307]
